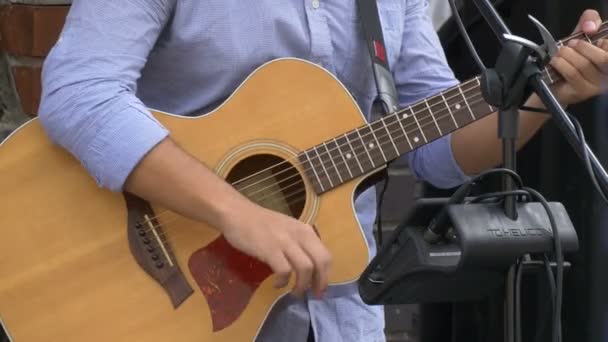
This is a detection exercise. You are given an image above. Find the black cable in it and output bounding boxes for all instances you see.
[469,190,530,203]
[448,0,486,72]
[375,171,390,246]
[520,104,608,203]
[520,105,551,114]
[535,254,557,342]
[467,187,560,342]
[425,168,524,243]
[567,112,608,204]
[523,187,563,342]
[533,76,608,203]
[474,168,524,188]
[515,258,524,342]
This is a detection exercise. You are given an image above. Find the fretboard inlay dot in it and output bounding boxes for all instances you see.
[296,22,608,195]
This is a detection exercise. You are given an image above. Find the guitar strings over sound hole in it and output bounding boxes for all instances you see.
[226,154,306,219]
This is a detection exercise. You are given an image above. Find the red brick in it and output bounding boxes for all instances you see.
[12,65,42,116]
[0,4,70,57]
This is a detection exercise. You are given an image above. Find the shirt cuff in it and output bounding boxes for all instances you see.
[87,103,169,191]
[407,133,470,189]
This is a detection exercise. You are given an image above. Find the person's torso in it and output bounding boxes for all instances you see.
[137,0,408,120]
[135,4,412,340]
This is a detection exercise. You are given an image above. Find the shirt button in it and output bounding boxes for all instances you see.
[312,0,320,9]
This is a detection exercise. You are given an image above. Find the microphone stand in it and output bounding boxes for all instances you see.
[471,2,545,340]
[473,0,519,221]
[356,3,608,342]
[472,1,608,341]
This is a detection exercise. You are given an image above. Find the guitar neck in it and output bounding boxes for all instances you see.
[300,21,608,194]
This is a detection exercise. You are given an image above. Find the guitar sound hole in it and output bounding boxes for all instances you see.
[226,154,306,219]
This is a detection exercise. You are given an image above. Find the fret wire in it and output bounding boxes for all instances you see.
[395,113,414,149]
[313,148,334,188]
[294,68,576,192]
[380,117,400,155]
[440,92,459,128]
[305,90,489,185]
[356,129,376,167]
[333,137,354,179]
[423,98,443,135]
[409,107,428,143]
[293,26,608,184]
[383,114,411,153]
[323,142,344,184]
[367,125,388,162]
[474,78,493,112]
[375,92,488,162]
[346,130,375,172]
[344,133,365,173]
[430,95,459,134]
[458,84,476,120]
[304,150,325,192]
[390,77,488,142]
[400,81,484,142]
[299,79,489,186]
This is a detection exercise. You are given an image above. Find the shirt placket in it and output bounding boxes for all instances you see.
[304,0,334,72]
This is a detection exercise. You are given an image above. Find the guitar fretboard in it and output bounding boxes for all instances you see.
[299,22,608,194]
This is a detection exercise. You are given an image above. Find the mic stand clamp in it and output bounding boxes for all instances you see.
[479,24,555,220]
[358,5,585,342]
[473,9,563,342]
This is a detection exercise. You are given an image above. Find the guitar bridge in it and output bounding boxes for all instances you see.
[123,192,193,308]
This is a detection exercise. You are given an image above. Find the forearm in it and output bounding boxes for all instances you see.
[124,138,251,232]
[451,94,550,175]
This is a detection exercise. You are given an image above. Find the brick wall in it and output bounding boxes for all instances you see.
[0,1,421,341]
[0,0,70,141]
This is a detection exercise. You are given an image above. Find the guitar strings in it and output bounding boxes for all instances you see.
[231,77,483,189]
[141,30,608,261]
[129,29,608,228]
[144,89,484,239]
[139,28,608,232]
[136,78,482,232]
[227,26,608,191]
[231,27,608,198]
[130,84,478,228]
[138,80,483,226]
[143,91,491,239]
[236,82,485,193]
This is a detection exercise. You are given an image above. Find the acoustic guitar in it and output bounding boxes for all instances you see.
[0,24,605,341]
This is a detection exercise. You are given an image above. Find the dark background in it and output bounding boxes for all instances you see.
[417,1,608,341]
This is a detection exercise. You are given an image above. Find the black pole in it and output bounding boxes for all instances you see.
[474,0,519,220]
[530,76,608,191]
[473,0,512,39]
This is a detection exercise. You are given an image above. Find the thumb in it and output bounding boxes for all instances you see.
[573,9,602,34]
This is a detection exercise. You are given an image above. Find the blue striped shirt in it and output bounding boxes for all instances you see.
[39,0,469,340]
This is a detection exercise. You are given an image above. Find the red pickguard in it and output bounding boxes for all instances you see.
[188,237,272,332]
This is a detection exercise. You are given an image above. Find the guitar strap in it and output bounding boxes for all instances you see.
[355,0,400,116]
[355,0,401,247]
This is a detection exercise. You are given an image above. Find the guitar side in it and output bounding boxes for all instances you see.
[0,59,375,341]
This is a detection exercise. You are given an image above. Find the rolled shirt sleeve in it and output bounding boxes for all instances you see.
[393,0,470,189]
[38,0,175,191]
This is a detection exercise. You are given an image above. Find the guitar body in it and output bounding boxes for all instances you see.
[0,59,373,341]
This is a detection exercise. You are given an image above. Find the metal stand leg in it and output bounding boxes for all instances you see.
[505,264,516,342]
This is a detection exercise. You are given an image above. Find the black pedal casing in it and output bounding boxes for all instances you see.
[358,199,578,305]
